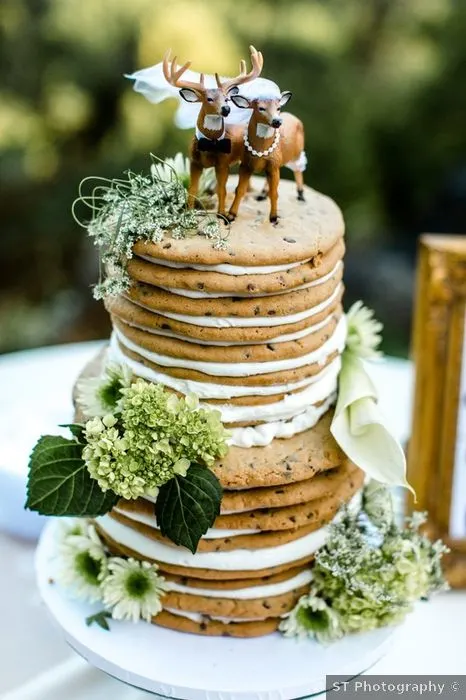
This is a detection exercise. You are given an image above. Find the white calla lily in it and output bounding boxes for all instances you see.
[331,349,413,493]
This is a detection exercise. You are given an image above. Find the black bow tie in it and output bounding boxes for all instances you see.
[197,137,232,154]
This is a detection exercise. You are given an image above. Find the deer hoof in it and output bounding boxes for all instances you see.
[227,212,237,223]
[297,189,305,202]
[217,212,229,225]
[269,215,278,225]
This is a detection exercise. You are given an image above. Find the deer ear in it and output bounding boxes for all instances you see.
[227,86,240,97]
[230,94,251,109]
[179,88,201,103]
[279,91,292,108]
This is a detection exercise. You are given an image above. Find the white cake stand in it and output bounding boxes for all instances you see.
[36,520,400,700]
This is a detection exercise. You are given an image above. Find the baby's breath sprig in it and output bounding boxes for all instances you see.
[72,155,228,300]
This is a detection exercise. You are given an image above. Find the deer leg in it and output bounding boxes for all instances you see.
[188,161,203,209]
[294,171,305,201]
[267,167,280,223]
[228,166,252,221]
[215,162,229,221]
[256,182,269,201]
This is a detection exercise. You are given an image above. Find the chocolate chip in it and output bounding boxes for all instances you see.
[197,283,205,290]
[267,309,276,315]
[161,323,170,330]
[163,242,172,249]
[267,344,275,352]
[262,601,272,609]
[200,622,207,631]
[283,237,296,243]
[254,306,260,315]
[247,284,256,292]
[205,312,212,316]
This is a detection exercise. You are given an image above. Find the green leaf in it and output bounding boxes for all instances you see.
[156,465,222,553]
[85,610,112,631]
[26,435,119,517]
[59,423,85,442]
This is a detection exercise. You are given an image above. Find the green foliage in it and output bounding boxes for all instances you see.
[26,434,119,516]
[85,610,112,631]
[72,159,225,299]
[156,464,223,553]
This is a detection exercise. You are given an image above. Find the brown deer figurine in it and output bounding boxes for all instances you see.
[228,89,306,223]
[162,47,263,218]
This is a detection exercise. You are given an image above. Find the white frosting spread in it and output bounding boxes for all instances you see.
[138,255,311,276]
[113,315,346,378]
[208,359,339,424]
[112,508,260,539]
[228,393,335,447]
[132,282,343,328]
[118,313,335,347]
[164,608,269,624]
[157,261,342,299]
[108,339,341,399]
[96,514,330,570]
[165,569,313,600]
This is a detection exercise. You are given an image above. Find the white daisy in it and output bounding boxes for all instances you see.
[279,590,342,643]
[346,301,383,359]
[76,363,132,418]
[151,153,216,198]
[102,557,167,623]
[56,522,108,603]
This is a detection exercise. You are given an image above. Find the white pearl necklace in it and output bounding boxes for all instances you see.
[244,129,280,157]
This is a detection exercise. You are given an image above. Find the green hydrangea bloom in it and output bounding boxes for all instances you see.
[312,506,448,635]
[281,483,448,642]
[82,381,229,499]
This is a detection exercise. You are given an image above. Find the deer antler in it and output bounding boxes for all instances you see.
[162,49,206,93]
[215,45,263,92]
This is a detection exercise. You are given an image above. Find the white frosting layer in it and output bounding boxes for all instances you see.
[229,393,335,448]
[166,569,313,600]
[138,255,311,276]
[132,282,343,328]
[157,262,342,299]
[208,358,339,424]
[108,338,340,399]
[112,509,260,539]
[113,315,346,378]
[120,313,335,347]
[164,608,268,624]
[96,514,329,570]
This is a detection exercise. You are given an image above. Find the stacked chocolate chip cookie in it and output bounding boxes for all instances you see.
[91,178,363,637]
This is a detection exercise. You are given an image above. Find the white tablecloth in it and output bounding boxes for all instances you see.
[0,342,465,698]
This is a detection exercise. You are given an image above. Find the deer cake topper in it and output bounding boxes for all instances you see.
[127,46,307,223]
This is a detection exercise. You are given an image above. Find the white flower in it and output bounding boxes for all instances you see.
[102,557,167,623]
[76,363,132,418]
[56,521,108,603]
[279,590,342,643]
[346,301,383,359]
[151,153,216,198]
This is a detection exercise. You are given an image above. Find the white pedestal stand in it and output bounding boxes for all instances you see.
[36,520,399,700]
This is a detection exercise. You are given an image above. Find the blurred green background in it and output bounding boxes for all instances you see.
[1,0,465,355]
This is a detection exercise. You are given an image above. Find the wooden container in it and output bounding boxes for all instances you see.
[408,234,466,587]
